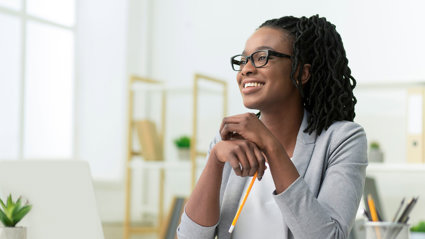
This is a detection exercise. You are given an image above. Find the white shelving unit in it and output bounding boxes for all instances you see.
[357,80,425,223]
[129,157,207,171]
[367,162,425,173]
[356,80,425,170]
[123,74,227,239]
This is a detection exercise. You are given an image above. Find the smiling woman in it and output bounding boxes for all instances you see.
[178,15,367,239]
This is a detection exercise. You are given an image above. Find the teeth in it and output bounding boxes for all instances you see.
[244,82,264,88]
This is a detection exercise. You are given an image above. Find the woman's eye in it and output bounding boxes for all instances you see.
[256,55,267,62]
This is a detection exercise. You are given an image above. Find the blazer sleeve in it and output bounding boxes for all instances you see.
[176,133,223,239]
[272,122,368,239]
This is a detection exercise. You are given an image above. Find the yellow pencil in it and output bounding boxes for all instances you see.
[367,194,379,222]
[228,172,258,233]
[368,194,382,239]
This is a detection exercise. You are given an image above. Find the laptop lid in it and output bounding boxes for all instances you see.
[0,160,104,239]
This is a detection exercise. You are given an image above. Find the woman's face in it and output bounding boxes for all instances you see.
[237,27,301,112]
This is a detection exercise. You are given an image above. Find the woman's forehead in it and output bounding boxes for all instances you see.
[243,27,292,54]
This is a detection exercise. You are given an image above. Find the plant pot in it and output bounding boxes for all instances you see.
[0,227,26,239]
[411,232,425,239]
[368,148,384,163]
[177,148,190,160]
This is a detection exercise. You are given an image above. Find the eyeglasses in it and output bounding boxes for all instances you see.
[230,49,291,71]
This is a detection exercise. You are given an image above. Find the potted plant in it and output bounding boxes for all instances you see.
[411,221,425,239]
[368,141,384,163]
[0,194,32,239]
[174,135,191,160]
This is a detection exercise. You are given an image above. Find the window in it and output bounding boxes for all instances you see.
[0,0,75,160]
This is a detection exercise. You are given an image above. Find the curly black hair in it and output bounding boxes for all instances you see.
[259,15,357,135]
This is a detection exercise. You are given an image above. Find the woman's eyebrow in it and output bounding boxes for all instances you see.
[241,46,275,55]
[256,46,274,51]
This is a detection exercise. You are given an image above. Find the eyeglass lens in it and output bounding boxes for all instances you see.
[232,51,268,71]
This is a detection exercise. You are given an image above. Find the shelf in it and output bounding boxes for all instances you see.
[356,80,425,89]
[128,157,206,170]
[131,82,224,94]
[124,74,227,239]
[367,163,425,173]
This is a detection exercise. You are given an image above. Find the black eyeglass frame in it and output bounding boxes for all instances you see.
[230,49,292,71]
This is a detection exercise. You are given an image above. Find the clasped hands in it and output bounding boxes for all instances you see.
[211,113,275,180]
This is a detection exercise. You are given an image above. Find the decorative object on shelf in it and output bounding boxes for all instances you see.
[174,135,191,160]
[135,120,164,161]
[0,194,32,239]
[369,141,384,163]
[406,87,425,164]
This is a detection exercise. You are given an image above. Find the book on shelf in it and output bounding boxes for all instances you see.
[135,120,163,161]
[407,87,425,163]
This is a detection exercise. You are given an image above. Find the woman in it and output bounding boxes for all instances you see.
[177,15,367,239]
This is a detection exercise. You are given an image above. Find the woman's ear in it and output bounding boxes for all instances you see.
[301,64,311,85]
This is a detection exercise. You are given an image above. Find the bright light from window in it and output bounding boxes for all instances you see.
[0,0,21,10]
[23,22,74,159]
[27,0,75,26]
[0,13,21,159]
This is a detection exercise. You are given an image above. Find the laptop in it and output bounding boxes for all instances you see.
[0,160,104,239]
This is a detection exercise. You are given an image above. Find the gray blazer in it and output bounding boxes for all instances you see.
[177,112,368,239]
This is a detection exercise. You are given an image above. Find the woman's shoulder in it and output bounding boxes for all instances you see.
[322,120,366,138]
[316,120,367,151]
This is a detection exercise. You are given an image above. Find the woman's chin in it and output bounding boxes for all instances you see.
[242,100,261,110]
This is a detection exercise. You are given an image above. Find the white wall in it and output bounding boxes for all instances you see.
[76,0,425,223]
[76,0,128,181]
[76,0,128,222]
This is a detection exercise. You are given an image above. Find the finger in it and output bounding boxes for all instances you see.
[253,146,266,181]
[233,144,250,177]
[219,114,248,131]
[219,116,241,133]
[220,122,234,140]
[220,123,242,140]
[244,142,259,176]
[228,153,242,176]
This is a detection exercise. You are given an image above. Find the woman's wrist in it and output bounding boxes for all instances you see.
[263,137,285,160]
[209,147,225,169]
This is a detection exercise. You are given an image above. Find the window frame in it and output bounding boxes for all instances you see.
[0,1,76,160]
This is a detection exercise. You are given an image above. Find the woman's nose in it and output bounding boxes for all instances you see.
[241,58,257,76]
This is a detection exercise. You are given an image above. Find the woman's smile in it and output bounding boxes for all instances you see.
[241,79,266,94]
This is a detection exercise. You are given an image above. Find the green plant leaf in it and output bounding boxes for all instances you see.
[0,198,6,210]
[7,194,12,208]
[370,141,380,149]
[174,136,191,148]
[6,204,16,220]
[12,205,32,226]
[0,194,32,227]
[0,209,13,227]
[15,197,22,208]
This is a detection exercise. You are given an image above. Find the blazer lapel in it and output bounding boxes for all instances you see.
[292,110,317,177]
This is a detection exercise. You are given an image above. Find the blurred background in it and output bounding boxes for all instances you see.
[1,0,425,238]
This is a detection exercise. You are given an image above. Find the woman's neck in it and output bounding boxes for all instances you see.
[260,106,304,158]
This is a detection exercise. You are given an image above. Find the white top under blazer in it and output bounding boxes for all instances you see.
[232,162,286,239]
